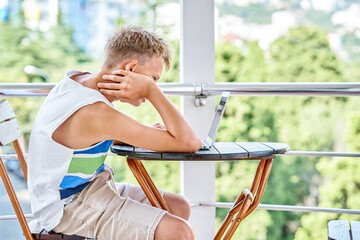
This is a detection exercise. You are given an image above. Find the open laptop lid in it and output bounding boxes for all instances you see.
[204,92,230,147]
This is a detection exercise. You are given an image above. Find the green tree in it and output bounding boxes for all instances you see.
[294,110,360,240]
[269,25,343,83]
[214,25,348,239]
[0,18,90,142]
[215,42,244,83]
[263,25,347,240]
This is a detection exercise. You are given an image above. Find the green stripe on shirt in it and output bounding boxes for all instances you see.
[67,155,107,174]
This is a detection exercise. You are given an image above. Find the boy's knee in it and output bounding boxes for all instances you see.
[164,192,192,220]
[177,219,194,240]
[155,213,194,240]
[174,194,191,219]
[179,195,191,211]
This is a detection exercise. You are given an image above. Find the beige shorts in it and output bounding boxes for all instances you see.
[53,169,166,240]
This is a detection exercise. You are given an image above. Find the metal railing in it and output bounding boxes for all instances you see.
[2,82,360,97]
[193,203,360,215]
[1,82,360,222]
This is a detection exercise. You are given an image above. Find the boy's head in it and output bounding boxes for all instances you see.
[104,25,172,72]
[103,26,172,106]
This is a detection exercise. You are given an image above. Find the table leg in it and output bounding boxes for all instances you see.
[126,158,171,212]
[216,158,273,240]
[243,159,273,219]
[126,157,273,240]
[134,159,171,212]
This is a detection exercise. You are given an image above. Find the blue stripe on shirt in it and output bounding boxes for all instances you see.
[59,182,90,199]
[60,164,105,189]
[73,140,113,155]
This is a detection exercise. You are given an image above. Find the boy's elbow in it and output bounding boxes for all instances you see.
[185,137,202,152]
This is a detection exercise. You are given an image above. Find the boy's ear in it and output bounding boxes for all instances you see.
[125,59,138,72]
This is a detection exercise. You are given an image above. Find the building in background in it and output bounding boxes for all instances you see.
[3,0,360,59]
[6,0,143,58]
[0,0,10,21]
[59,0,142,58]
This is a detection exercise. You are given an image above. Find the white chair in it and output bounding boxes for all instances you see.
[0,99,85,240]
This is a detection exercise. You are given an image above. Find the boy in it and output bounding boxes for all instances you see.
[28,26,201,240]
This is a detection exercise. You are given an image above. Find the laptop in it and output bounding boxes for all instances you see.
[200,91,230,150]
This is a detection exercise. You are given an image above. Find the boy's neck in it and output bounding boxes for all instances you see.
[73,69,117,103]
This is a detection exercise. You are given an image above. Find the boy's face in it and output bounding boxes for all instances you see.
[129,56,164,107]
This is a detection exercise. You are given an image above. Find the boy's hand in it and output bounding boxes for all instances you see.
[98,70,156,103]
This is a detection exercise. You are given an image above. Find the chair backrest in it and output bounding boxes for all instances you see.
[0,99,20,146]
[0,99,33,239]
[0,99,28,180]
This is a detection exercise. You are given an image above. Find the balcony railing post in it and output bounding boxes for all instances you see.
[180,0,216,239]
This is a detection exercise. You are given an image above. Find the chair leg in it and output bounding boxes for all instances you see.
[214,191,246,240]
[13,139,28,181]
[0,156,33,240]
[223,191,254,240]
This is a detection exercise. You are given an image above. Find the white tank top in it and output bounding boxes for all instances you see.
[28,70,114,231]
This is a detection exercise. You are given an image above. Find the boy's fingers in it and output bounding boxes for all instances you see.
[97,82,122,90]
[101,74,124,82]
[99,89,125,97]
[112,69,129,76]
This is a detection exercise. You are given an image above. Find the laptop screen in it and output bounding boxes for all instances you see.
[205,92,230,145]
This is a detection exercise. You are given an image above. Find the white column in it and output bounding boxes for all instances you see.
[180,1,215,239]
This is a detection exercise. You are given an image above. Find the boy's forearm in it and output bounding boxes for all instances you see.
[147,83,201,148]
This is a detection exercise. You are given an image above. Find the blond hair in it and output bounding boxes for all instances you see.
[104,26,172,71]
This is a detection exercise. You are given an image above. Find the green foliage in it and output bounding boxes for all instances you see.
[215,42,245,82]
[294,112,360,239]
[0,20,90,138]
[161,41,180,82]
[346,112,360,151]
[269,25,343,83]
[0,22,88,73]
[294,212,337,240]
[215,25,352,239]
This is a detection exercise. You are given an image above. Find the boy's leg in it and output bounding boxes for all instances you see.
[115,183,194,240]
[154,213,194,240]
[115,183,191,220]
[53,170,167,240]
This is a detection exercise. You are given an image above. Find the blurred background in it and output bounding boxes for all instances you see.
[1,0,360,239]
